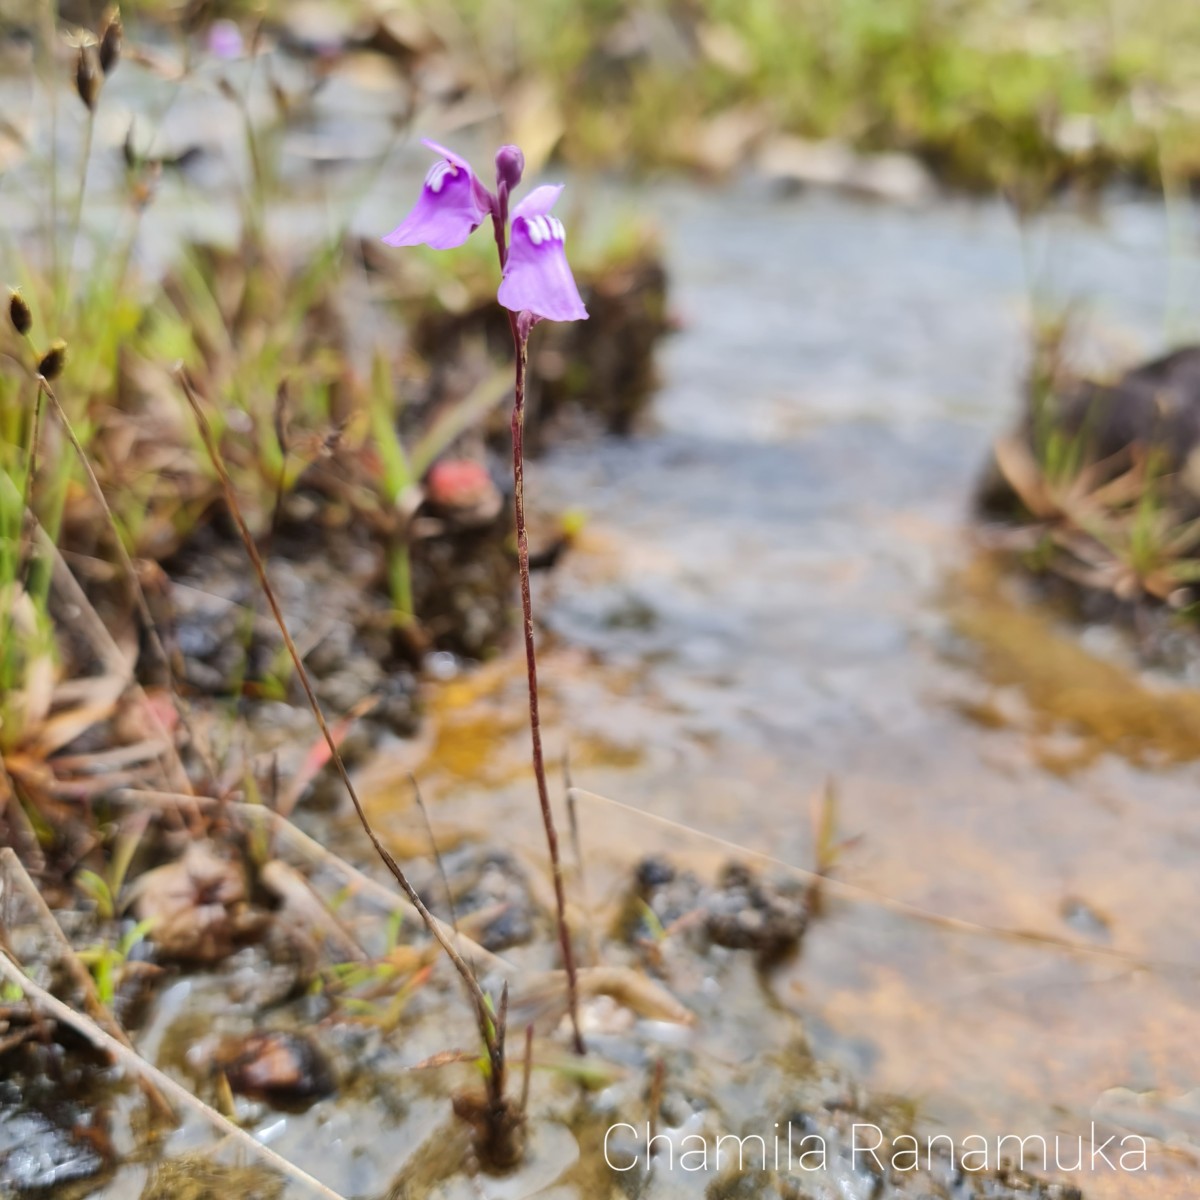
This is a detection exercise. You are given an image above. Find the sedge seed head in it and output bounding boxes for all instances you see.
[99,11,123,76]
[37,340,68,381]
[75,45,102,111]
[8,290,32,336]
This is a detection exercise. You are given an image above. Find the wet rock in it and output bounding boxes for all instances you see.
[622,858,810,965]
[216,1031,335,1110]
[1087,344,1200,471]
[618,855,703,942]
[635,856,676,890]
[224,943,312,1010]
[437,846,539,952]
[0,1039,116,1199]
[703,863,811,964]
[979,344,1200,520]
[130,843,262,962]
[0,1108,109,1196]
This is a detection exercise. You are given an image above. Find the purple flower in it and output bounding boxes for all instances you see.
[498,187,587,323]
[382,141,587,323]
[207,20,245,60]
[382,140,491,251]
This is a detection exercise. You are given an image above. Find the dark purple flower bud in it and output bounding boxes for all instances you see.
[495,144,525,193]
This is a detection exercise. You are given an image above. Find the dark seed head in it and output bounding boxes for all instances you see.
[9,290,32,336]
[37,340,67,381]
[99,12,122,76]
[75,45,102,112]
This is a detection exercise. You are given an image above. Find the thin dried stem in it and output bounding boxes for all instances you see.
[492,980,509,1098]
[175,367,501,1063]
[66,105,97,303]
[564,752,600,968]
[410,774,463,943]
[2,379,45,665]
[519,1024,534,1115]
[18,381,42,562]
[39,377,219,789]
[0,947,348,1200]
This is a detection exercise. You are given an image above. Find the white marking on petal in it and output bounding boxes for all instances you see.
[425,159,457,193]
[549,217,565,242]
[525,216,544,245]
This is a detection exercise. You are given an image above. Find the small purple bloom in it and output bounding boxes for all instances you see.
[207,20,245,60]
[497,187,587,323]
[382,140,491,252]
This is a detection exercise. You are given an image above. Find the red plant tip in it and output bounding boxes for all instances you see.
[425,459,495,510]
[495,144,525,192]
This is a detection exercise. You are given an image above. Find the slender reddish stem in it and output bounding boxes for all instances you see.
[508,318,585,1056]
[490,192,583,1053]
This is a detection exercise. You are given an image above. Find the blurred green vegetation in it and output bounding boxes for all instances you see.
[35,0,1200,187]
[453,0,1200,186]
